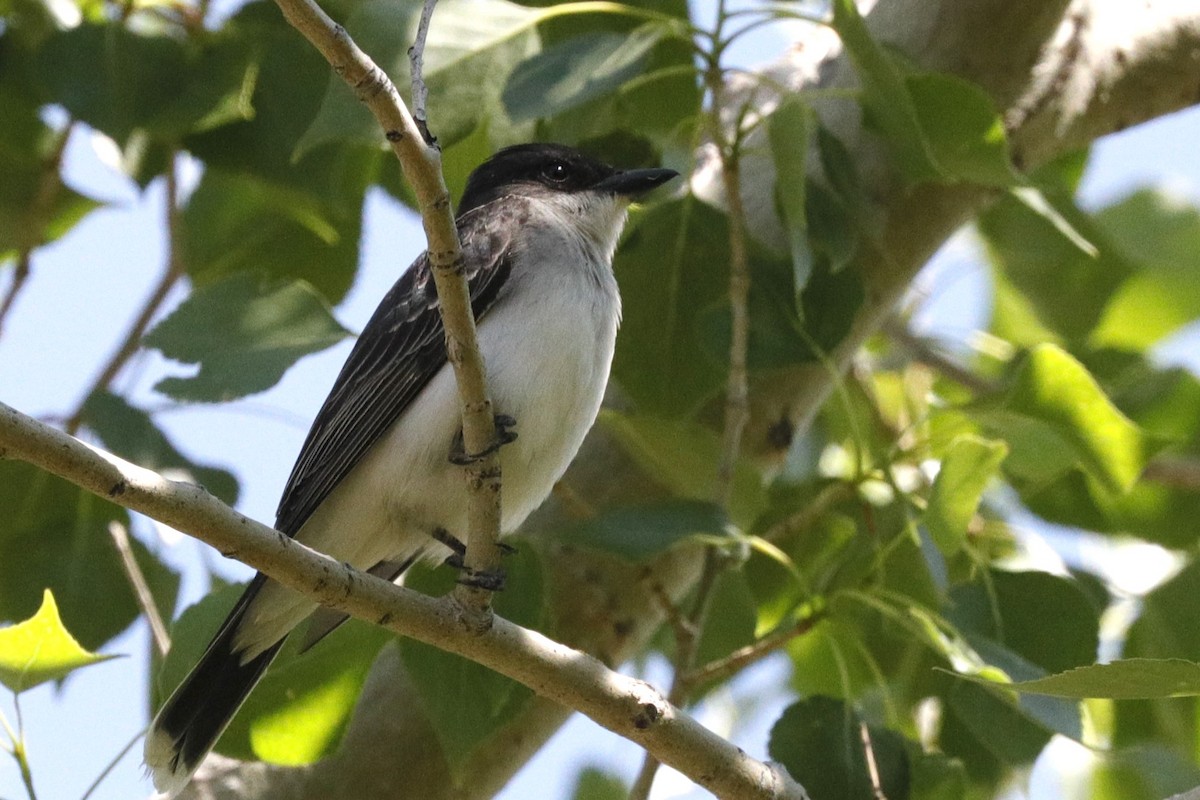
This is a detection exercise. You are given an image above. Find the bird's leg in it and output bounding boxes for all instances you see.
[432,527,516,588]
[448,414,518,465]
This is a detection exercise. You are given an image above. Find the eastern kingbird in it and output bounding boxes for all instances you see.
[144,143,678,796]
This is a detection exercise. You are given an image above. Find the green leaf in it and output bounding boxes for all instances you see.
[0,590,117,694]
[242,623,392,764]
[401,545,543,777]
[693,570,757,676]
[598,410,766,528]
[924,435,1007,554]
[612,195,730,417]
[768,97,814,293]
[905,73,1016,187]
[1091,746,1200,800]
[0,460,180,651]
[180,167,366,304]
[1091,189,1200,349]
[969,658,1200,700]
[145,272,350,402]
[503,25,670,122]
[82,392,239,505]
[37,23,254,145]
[154,584,392,763]
[297,0,541,157]
[567,499,728,561]
[974,344,1161,494]
[830,0,938,182]
[980,188,1125,343]
[768,696,911,800]
[570,766,627,800]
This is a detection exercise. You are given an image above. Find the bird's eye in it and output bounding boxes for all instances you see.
[542,162,570,183]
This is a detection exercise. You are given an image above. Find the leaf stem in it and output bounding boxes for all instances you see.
[107,521,171,656]
[78,728,142,800]
[9,696,38,800]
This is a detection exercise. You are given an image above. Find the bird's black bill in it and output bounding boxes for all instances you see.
[595,167,680,197]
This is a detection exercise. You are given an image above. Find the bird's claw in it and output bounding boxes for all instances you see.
[448,414,519,465]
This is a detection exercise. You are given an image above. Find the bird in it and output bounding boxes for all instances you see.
[143,142,679,796]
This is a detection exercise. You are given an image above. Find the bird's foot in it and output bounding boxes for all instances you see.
[457,567,507,592]
[448,414,518,465]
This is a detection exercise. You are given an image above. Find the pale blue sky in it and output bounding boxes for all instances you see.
[2,13,1200,799]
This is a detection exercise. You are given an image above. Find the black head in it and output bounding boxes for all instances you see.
[458,143,678,215]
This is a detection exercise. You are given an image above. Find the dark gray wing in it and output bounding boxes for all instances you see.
[273,201,520,536]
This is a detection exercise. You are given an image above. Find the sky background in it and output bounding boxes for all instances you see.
[3,9,1200,800]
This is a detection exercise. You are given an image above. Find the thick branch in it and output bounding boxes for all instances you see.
[269,0,503,619]
[0,401,805,800]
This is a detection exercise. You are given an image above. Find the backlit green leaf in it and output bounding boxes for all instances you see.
[0,590,117,694]
[925,435,1007,554]
[970,658,1200,700]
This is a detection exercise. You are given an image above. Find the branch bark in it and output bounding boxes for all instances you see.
[0,401,805,800]
[269,0,504,621]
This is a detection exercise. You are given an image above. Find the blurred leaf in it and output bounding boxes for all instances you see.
[145,272,350,402]
[908,749,967,800]
[697,254,865,370]
[180,167,366,303]
[567,499,728,561]
[297,0,542,156]
[768,97,814,292]
[402,545,543,777]
[0,460,180,651]
[0,589,117,694]
[969,658,1200,700]
[769,695,911,800]
[947,570,1100,675]
[37,23,254,146]
[82,391,239,505]
[154,584,392,763]
[504,24,673,122]
[598,410,766,527]
[925,435,1007,554]
[905,73,1016,187]
[973,345,1162,494]
[570,766,627,800]
[1091,189,1200,349]
[694,570,758,672]
[612,195,730,417]
[830,0,938,182]
[242,623,392,764]
[1091,746,1200,800]
[980,188,1127,342]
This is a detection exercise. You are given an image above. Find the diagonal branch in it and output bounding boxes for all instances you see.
[269,0,503,620]
[0,400,807,800]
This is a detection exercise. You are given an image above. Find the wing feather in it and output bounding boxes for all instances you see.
[273,201,521,536]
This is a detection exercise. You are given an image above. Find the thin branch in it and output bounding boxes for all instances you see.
[0,253,32,339]
[407,0,438,143]
[79,728,143,800]
[682,611,822,690]
[107,520,171,656]
[63,159,186,435]
[0,400,808,800]
[268,0,503,624]
[632,52,756,800]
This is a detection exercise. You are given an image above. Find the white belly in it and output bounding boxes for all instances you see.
[238,229,621,654]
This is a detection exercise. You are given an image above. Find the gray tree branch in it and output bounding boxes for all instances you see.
[0,400,806,800]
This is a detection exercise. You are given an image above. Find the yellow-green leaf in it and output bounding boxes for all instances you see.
[0,590,117,694]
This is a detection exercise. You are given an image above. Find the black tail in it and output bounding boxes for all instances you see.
[145,575,284,795]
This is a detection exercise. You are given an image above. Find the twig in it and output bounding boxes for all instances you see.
[107,521,171,656]
[1142,456,1200,492]
[0,254,32,340]
[407,0,438,144]
[632,55,755,800]
[860,722,888,800]
[682,611,821,689]
[78,728,142,800]
[63,159,186,435]
[0,400,807,800]
[761,481,856,545]
[268,0,503,626]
